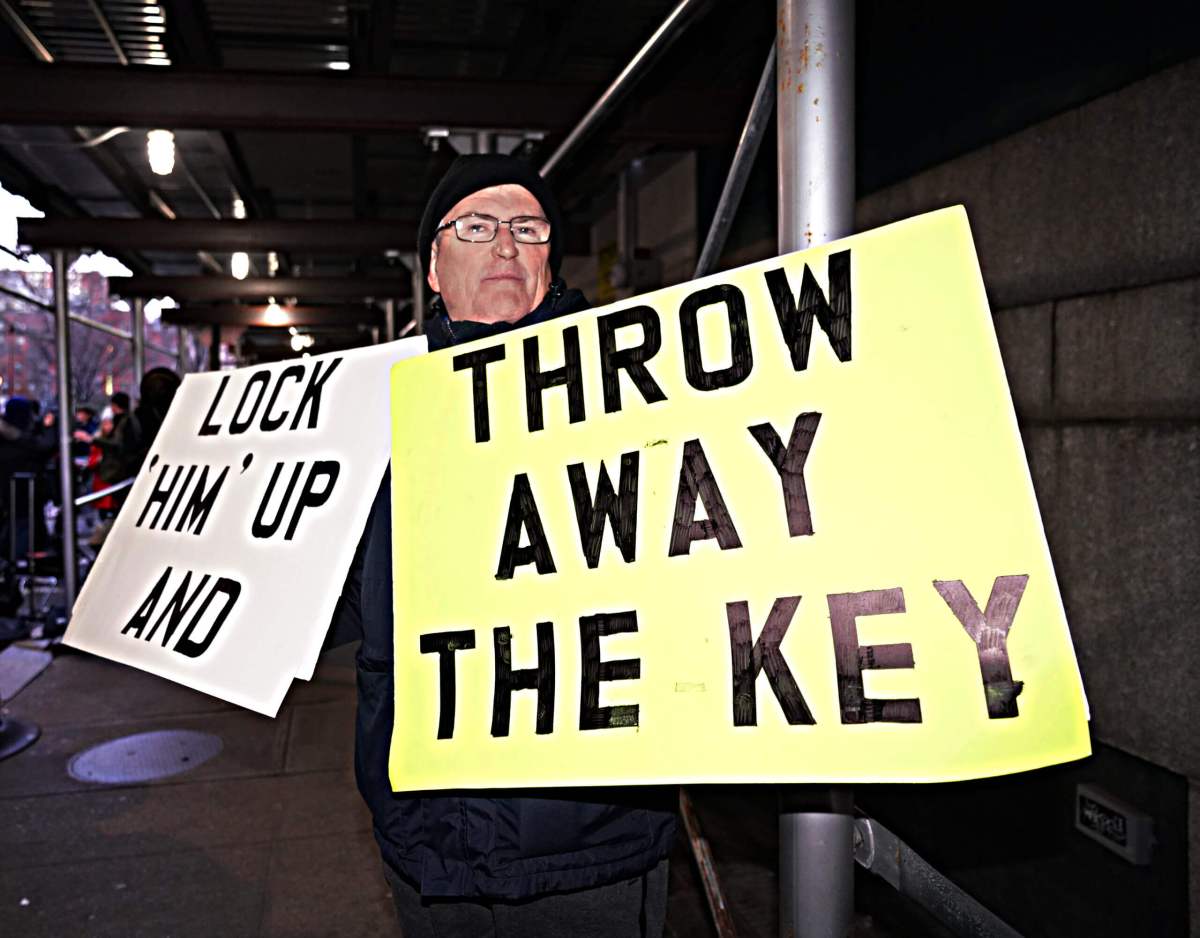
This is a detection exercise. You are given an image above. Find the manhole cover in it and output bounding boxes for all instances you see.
[68,730,222,784]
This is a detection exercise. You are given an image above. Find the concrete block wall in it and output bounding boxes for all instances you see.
[858,57,1200,931]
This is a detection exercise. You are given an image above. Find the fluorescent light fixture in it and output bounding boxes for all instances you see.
[146,129,175,175]
[143,15,165,24]
[232,197,246,220]
[289,332,315,352]
[327,61,351,71]
[230,251,250,280]
[263,300,288,326]
[143,5,162,12]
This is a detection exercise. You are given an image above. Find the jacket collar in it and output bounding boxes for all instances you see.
[424,278,588,351]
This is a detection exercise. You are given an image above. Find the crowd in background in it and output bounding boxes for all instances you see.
[0,367,181,569]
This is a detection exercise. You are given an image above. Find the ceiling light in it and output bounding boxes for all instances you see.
[327,61,351,71]
[263,300,288,326]
[142,5,162,12]
[142,15,165,24]
[146,129,175,175]
[230,251,250,280]
[289,333,315,352]
[145,25,165,33]
[232,197,246,220]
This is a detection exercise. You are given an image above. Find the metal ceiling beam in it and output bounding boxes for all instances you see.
[110,275,411,300]
[165,303,383,327]
[0,62,746,142]
[21,217,417,253]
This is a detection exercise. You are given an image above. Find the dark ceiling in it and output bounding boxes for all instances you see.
[0,0,1197,348]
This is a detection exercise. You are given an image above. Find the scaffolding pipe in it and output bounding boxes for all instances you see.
[777,0,856,252]
[132,297,146,382]
[410,256,426,335]
[177,323,188,373]
[0,282,53,311]
[85,0,129,66]
[539,0,709,177]
[383,298,396,342]
[694,43,777,278]
[68,314,132,342]
[618,163,639,295]
[52,249,78,611]
[777,2,856,937]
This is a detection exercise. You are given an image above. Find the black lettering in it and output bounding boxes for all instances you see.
[827,588,921,724]
[198,375,231,436]
[420,630,476,739]
[679,284,753,391]
[453,345,506,443]
[524,326,585,432]
[597,305,667,413]
[748,412,822,537]
[578,611,640,730]
[284,460,340,540]
[135,463,182,529]
[144,570,211,647]
[261,364,305,431]
[763,250,852,370]
[491,623,556,737]
[175,465,230,535]
[173,577,242,658]
[228,370,271,435]
[121,567,172,638]
[495,473,556,579]
[567,452,639,569]
[668,440,742,556]
[289,357,343,431]
[251,461,304,539]
[726,597,815,726]
[160,465,197,532]
[933,575,1028,719]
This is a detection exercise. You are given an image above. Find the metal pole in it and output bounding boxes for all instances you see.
[177,323,188,374]
[777,2,855,937]
[51,249,78,611]
[383,298,396,342]
[777,0,855,252]
[618,163,639,296]
[854,818,1023,938]
[410,257,426,335]
[132,297,146,382]
[70,315,132,341]
[209,324,221,371]
[694,43,777,278]
[539,0,710,177]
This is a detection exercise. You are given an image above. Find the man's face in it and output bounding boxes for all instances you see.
[427,183,553,324]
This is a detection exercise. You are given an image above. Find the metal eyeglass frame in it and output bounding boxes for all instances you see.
[435,213,552,244]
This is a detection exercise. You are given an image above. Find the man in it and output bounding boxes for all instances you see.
[332,155,676,937]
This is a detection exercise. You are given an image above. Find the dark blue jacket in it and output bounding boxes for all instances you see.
[332,282,677,899]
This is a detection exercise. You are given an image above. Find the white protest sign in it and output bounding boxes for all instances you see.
[65,337,427,716]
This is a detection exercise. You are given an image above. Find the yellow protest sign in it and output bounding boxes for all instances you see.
[388,206,1090,790]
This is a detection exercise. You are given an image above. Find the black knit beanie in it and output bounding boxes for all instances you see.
[418,154,564,279]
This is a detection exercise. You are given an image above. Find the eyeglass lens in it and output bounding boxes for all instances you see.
[454,214,551,244]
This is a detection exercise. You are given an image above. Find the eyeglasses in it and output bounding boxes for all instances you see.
[435,213,552,245]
